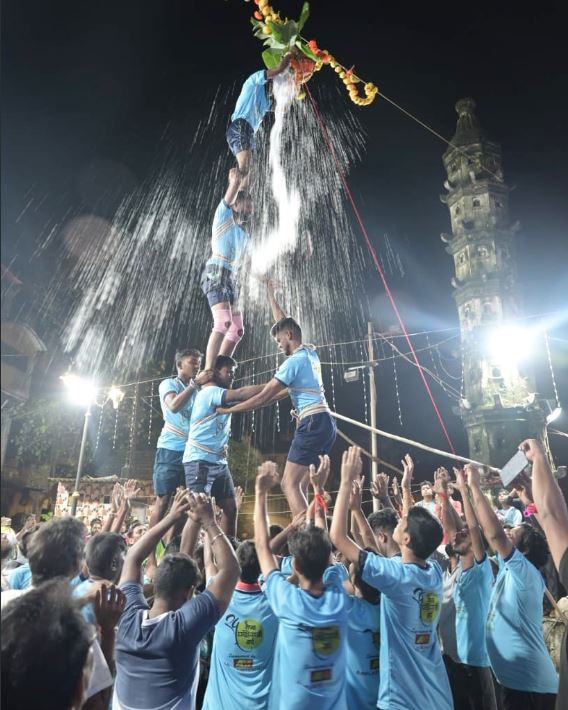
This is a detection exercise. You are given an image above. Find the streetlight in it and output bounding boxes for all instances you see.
[60,373,124,516]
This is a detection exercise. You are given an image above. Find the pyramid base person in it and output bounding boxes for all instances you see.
[216,281,336,516]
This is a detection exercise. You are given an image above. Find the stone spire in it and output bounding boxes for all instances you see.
[451,98,484,146]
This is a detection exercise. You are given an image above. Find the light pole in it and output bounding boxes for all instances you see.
[61,374,124,517]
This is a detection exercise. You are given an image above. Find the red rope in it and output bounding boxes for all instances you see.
[305,84,456,454]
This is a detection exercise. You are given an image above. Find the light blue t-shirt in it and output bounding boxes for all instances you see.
[115,582,220,710]
[207,200,250,273]
[486,547,558,693]
[183,386,231,464]
[280,557,349,582]
[264,566,349,710]
[453,555,493,667]
[361,552,452,710]
[346,595,380,710]
[73,577,97,626]
[203,583,278,710]
[7,563,32,590]
[498,506,523,526]
[156,377,197,452]
[231,70,270,132]
[274,345,327,415]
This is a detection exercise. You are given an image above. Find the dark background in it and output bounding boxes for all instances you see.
[2,0,567,473]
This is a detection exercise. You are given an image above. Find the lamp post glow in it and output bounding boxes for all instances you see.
[60,373,97,517]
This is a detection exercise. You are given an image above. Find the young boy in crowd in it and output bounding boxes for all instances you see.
[217,282,335,517]
[496,488,523,526]
[254,461,350,709]
[330,446,452,710]
[202,539,278,710]
[467,462,558,708]
[114,488,240,710]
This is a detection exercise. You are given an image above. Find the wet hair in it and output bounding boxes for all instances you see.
[270,317,302,341]
[28,517,85,586]
[127,520,144,537]
[175,348,202,368]
[421,481,433,489]
[269,524,284,539]
[237,540,261,584]
[445,543,457,558]
[154,553,201,600]
[214,355,237,371]
[516,523,549,568]
[19,524,41,558]
[406,506,443,560]
[85,532,126,580]
[164,536,181,556]
[288,527,332,583]
[90,518,102,529]
[1,537,14,562]
[1,580,92,710]
[235,190,252,203]
[368,509,398,534]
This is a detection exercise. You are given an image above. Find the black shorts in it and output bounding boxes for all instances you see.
[184,460,235,501]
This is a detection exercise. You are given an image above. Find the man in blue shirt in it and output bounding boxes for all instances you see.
[183,355,264,545]
[467,463,558,708]
[150,348,206,529]
[227,56,293,180]
[115,488,240,710]
[436,467,497,709]
[202,168,252,371]
[216,282,336,516]
[331,446,453,710]
[253,461,350,709]
[203,539,278,710]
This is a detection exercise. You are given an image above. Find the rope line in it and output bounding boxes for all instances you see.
[305,83,456,454]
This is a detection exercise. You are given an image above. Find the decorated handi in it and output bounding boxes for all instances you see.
[249,0,378,105]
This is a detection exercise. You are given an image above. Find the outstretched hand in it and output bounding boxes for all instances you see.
[169,487,191,520]
[433,467,450,495]
[519,438,545,463]
[348,476,364,512]
[194,369,214,388]
[187,491,215,525]
[256,461,280,493]
[234,486,244,511]
[401,454,414,489]
[341,446,363,484]
[309,455,330,492]
[94,584,126,632]
[370,472,389,500]
[465,463,481,489]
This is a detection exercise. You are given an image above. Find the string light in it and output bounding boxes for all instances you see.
[359,341,369,424]
[329,345,337,411]
[112,406,119,450]
[391,348,403,426]
[94,405,104,454]
[147,380,154,446]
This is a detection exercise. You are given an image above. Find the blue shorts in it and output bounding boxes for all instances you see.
[184,460,236,501]
[201,267,239,308]
[226,118,255,156]
[288,412,337,467]
[153,448,185,496]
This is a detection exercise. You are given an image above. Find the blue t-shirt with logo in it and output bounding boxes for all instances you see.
[203,583,278,710]
[361,552,452,710]
[453,555,493,667]
[274,346,327,415]
[346,595,380,710]
[183,386,231,464]
[156,377,196,452]
[114,582,220,710]
[231,70,270,132]
[486,547,558,693]
[206,200,250,273]
[264,566,349,710]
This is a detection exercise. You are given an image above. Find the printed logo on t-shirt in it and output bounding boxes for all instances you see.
[311,625,340,657]
[412,587,440,624]
[415,633,431,645]
[370,657,380,670]
[235,618,264,651]
[233,657,254,670]
[310,667,332,683]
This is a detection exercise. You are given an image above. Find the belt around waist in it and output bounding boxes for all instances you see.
[293,403,331,421]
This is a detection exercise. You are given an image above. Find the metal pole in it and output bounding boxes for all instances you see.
[368,322,380,512]
[70,403,92,517]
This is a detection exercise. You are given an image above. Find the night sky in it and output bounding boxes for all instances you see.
[2,0,567,469]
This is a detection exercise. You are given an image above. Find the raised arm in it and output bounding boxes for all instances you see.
[330,447,365,564]
[254,462,280,577]
[224,383,266,403]
[370,472,396,512]
[400,454,414,516]
[310,455,331,530]
[269,511,306,554]
[120,488,190,584]
[520,439,568,571]
[455,467,485,563]
[350,477,380,552]
[266,280,286,322]
[467,465,512,559]
[433,467,463,542]
[102,483,123,533]
[223,167,242,207]
[164,370,212,414]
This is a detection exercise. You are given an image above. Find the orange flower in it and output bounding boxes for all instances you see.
[254,10,263,19]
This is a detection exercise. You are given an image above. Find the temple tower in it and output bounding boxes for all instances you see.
[441,98,547,468]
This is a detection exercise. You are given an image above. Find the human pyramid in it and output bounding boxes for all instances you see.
[2,63,567,710]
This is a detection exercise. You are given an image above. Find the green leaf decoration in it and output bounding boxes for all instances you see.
[267,19,298,48]
[296,38,319,62]
[262,47,284,69]
[297,2,310,32]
